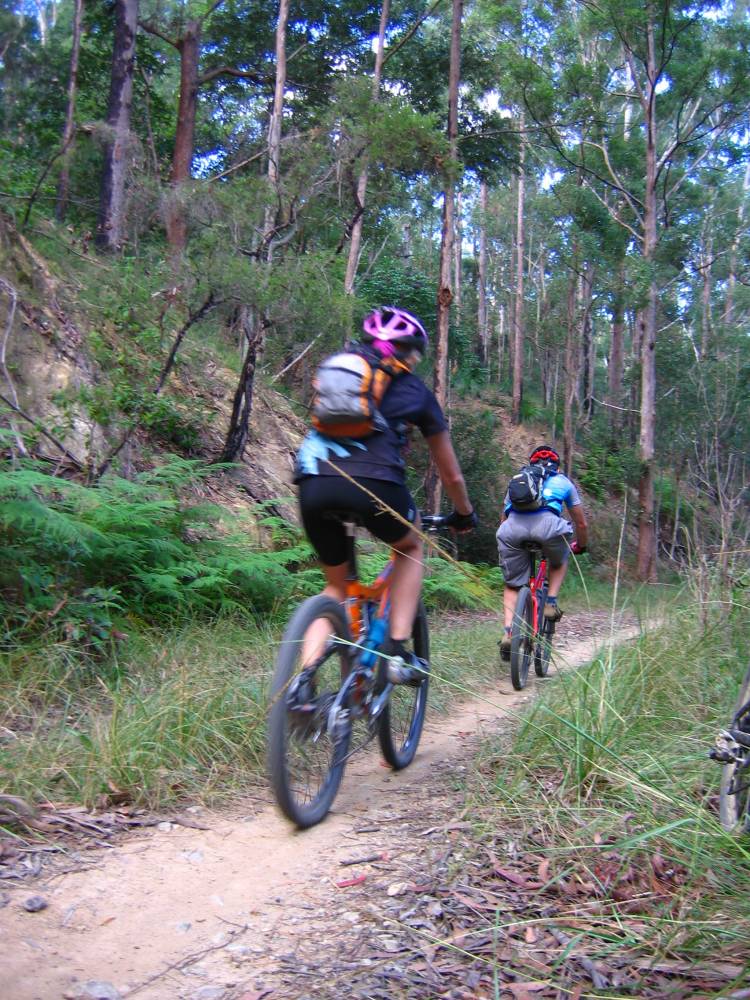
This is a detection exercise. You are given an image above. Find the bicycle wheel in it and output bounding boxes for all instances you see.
[378,601,430,769]
[534,586,553,678]
[510,586,534,691]
[719,665,750,834]
[267,595,352,828]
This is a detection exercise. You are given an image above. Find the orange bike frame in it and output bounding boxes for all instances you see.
[345,556,395,642]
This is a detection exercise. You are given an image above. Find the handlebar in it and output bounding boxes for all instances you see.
[420,513,450,530]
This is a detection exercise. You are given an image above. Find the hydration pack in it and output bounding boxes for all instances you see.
[311,347,408,439]
[507,463,547,511]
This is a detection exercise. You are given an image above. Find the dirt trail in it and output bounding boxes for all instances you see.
[3,611,644,1000]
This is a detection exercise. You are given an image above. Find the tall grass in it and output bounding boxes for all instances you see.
[470,595,750,972]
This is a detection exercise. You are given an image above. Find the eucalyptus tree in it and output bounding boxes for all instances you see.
[96,0,138,249]
[518,0,750,579]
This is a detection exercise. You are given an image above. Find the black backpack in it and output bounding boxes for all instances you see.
[507,463,547,511]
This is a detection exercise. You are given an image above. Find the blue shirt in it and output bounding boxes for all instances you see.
[504,472,581,516]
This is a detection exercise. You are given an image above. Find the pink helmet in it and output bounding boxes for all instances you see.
[362,307,428,357]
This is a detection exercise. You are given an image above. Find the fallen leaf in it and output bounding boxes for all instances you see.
[336,874,366,889]
[386,881,410,897]
[524,926,538,944]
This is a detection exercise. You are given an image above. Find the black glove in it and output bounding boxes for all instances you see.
[444,508,478,532]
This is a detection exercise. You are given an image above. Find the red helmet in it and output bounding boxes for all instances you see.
[362,307,428,357]
[529,445,560,468]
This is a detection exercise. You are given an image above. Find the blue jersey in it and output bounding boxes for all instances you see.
[504,471,581,516]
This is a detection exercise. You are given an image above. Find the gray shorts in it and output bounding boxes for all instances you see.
[496,510,573,588]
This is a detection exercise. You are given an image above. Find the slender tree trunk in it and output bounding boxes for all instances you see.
[220,308,263,462]
[699,230,712,360]
[166,19,201,254]
[511,116,526,424]
[608,261,625,441]
[344,0,389,294]
[264,0,290,252]
[581,263,595,421]
[723,161,750,327]
[477,180,488,366]
[453,189,462,332]
[636,17,659,583]
[97,0,138,250]
[563,262,578,476]
[427,0,462,513]
[55,0,84,221]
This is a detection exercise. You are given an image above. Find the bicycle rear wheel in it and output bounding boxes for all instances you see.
[534,586,553,678]
[267,595,352,828]
[719,665,750,834]
[378,602,430,769]
[510,586,534,691]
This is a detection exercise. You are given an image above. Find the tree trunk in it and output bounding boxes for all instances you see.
[453,189,462,332]
[580,263,595,421]
[55,0,84,221]
[220,308,262,462]
[427,0,462,513]
[511,116,526,424]
[608,261,625,441]
[723,161,750,327]
[699,229,712,359]
[636,15,658,583]
[477,180,488,366]
[562,262,578,476]
[166,19,201,254]
[97,0,138,250]
[344,0,390,294]
[264,0,290,252]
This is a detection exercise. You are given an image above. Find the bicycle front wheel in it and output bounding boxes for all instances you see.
[267,595,352,828]
[378,602,430,769]
[719,665,750,834]
[534,586,553,678]
[510,586,534,691]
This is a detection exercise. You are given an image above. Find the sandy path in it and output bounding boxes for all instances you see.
[3,613,644,1000]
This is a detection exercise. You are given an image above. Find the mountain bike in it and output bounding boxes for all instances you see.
[508,541,555,691]
[267,513,449,828]
[710,662,750,833]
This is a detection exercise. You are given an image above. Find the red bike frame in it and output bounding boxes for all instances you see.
[528,555,548,641]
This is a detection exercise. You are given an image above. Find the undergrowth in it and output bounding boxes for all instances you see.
[467,594,750,985]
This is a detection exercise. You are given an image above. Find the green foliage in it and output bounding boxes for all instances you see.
[0,458,316,643]
[577,432,641,502]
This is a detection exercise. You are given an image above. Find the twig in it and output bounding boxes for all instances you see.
[0,390,85,468]
[270,332,323,382]
[126,924,249,996]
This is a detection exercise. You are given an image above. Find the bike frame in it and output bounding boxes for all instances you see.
[341,520,394,643]
[527,549,549,641]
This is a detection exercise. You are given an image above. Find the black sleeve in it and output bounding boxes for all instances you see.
[416,384,448,438]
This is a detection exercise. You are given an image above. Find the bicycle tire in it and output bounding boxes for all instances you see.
[510,586,534,691]
[534,586,553,678]
[719,664,750,834]
[267,595,352,828]
[378,601,430,769]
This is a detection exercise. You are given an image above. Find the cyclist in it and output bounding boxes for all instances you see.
[496,445,587,661]
[295,306,477,679]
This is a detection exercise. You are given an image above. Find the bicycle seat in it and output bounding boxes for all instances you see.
[520,540,544,553]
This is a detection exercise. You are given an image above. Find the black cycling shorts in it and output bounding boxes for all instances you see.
[298,475,417,566]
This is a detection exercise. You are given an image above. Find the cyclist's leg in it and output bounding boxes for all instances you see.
[298,477,352,664]
[534,515,574,617]
[358,480,421,644]
[497,521,532,626]
[388,523,423,642]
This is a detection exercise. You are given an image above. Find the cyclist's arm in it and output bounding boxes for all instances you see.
[425,431,473,515]
[569,503,588,549]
